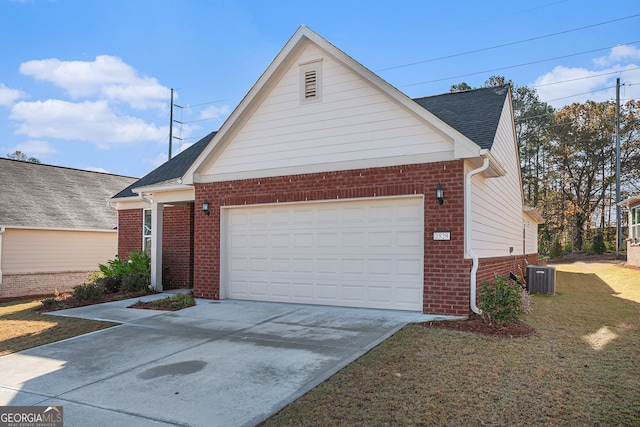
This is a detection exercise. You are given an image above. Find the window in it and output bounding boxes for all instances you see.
[299,59,322,103]
[143,209,152,256]
[632,205,640,243]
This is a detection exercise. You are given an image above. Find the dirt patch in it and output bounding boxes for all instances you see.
[422,315,536,338]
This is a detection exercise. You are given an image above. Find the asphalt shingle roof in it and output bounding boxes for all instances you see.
[0,158,137,230]
[413,85,509,150]
[112,131,216,199]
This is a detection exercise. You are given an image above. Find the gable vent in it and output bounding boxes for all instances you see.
[304,70,317,99]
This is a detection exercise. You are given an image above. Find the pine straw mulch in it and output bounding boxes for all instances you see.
[422,314,536,338]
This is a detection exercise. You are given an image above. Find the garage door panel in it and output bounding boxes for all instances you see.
[224,197,424,311]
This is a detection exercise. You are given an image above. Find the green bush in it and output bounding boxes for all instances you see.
[591,231,606,255]
[549,236,564,259]
[97,276,122,294]
[125,251,151,283]
[40,297,61,310]
[72,282,104,301]
[99,257,129,278]
[121,273,149,293]
[478,275,524,326]
[97,251,151,292]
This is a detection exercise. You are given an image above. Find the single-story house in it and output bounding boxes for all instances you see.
[620,194,640,267]
[111,26,543,316]
[0,158,137,298]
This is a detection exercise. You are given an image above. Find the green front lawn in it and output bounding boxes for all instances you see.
[262,261,640,426]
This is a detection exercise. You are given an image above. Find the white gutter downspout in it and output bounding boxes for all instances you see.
[465,155,491,315]
[0,227,5,285]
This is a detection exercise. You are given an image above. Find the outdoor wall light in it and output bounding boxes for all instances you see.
[436,184,444,205]
[202,200,210,216]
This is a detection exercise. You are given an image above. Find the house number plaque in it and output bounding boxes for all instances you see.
[433,230,451,241]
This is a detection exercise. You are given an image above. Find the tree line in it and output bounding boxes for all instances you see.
[452,77,640,254]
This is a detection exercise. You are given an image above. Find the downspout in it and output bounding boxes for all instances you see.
[465,155,490,314]
[0,227,5,286]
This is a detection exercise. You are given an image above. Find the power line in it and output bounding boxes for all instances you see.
[531,66,640,88]
[400,41,640,88]
[377,13,640,72]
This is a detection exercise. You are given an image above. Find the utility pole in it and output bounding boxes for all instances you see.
[168,88,174,160]
[615,78,622,255]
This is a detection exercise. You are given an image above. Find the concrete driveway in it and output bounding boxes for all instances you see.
[0,294,446,426]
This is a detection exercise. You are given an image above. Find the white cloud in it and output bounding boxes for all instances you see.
[86,166,110,173]
[145,151,168,168]
[19,55,169,109]
[199,105,230,120]
[10,139,57,157]
[594,45,640,67]
[533,45,640,109]
[10,99,168,149]
[0,83,27,107]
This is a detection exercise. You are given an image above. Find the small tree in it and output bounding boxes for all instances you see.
[590,231,606,255]
[7,150,41,163]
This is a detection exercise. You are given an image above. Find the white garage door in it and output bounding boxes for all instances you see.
[223,196,424,311]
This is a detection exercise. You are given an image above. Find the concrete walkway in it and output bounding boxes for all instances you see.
[0,294,451,426]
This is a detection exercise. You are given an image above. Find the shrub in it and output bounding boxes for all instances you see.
[72,282,104,301]
[86,271,104,284]
[40,297,61,310]
[125,251,151,283]
[121,273,149,293]
[478,275,524,326]
[549,236,564,259]
[591,231,606,255]
[99,251,150,283]
[97,276,122,294]
[99,257,128,278]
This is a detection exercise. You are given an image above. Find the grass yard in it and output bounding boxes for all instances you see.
[261,261,640,427]
[0,298,118,357]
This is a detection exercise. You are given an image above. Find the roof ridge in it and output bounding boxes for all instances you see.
[0,157,139,179]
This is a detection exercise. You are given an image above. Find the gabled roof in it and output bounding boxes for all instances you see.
[413,85,510,150]
[112,27,512,201]
[0,158,137,230]
[112,131,216,199]
[183,25,484,184]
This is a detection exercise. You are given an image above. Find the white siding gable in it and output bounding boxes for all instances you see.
[200,43,456,182]
[469,96,527,257]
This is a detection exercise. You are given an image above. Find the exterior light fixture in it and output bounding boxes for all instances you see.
[436,184,444,205]
[202,200,210,216]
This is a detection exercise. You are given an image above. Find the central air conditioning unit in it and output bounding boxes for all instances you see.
[526,265,556,295]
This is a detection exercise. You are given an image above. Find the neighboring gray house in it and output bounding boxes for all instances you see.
[0,158,136,298]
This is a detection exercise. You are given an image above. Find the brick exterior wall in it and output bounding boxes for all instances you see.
[0,271,94,299]
[162,204,194,289]
[477,254,541,286]
[117,205,194,289]
[117,209,143,258]
[194,161,473,316]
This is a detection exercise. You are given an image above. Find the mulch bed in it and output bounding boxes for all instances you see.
[34,291,152,313]
[423,315,536,338]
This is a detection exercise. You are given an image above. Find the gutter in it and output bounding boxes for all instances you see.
[465,155,491,315]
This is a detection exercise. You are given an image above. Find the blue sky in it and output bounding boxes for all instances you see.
[0,0,638,178]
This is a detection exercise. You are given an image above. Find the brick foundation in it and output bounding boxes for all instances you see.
[0,271,94,299]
